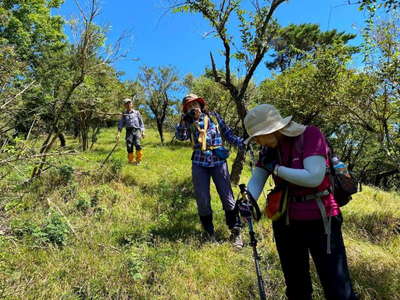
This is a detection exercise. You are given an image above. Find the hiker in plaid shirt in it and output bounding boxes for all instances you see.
[175,93,245,248]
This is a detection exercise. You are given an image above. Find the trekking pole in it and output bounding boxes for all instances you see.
[100,140,119,168]
[237,183,267,300]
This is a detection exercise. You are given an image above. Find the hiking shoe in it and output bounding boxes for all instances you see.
[229,228,243,249]
[207,233,217,243]
[202,232,217,244]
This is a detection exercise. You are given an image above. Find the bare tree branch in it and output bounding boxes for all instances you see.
[0,81,35,110]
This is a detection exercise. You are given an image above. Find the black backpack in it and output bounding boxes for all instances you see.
[294,132,358,207]
[327,146,358,207]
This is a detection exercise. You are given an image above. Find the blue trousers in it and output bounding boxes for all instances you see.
[272,215,358,300]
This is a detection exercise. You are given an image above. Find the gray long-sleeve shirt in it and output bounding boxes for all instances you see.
[118,110,145,132]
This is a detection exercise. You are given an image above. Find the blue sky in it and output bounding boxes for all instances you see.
[54,1,368,83]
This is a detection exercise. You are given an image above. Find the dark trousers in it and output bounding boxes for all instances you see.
[192,163,241,230]
[125,127,141,152]
[272,215,357,300]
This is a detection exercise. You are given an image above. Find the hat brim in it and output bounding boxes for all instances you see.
[279,121,306,137]
[183,97,205,112]
[244,116,292,144]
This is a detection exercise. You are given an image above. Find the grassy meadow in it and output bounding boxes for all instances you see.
[0,128,399,299]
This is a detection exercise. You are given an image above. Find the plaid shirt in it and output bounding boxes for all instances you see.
[175,112,244,167]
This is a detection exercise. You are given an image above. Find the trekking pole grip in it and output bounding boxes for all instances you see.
[239,183,247,194]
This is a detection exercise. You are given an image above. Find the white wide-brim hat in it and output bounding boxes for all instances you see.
[244,104,306,144]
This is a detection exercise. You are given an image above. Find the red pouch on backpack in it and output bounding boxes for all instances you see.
[265,186,288,221]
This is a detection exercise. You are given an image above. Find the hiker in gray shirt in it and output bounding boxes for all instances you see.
[116,98,145,164]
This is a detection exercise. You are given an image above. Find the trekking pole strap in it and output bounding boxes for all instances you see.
[239,184,262,221]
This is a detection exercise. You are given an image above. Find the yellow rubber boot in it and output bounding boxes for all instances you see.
[128,152,135,163]
[136,150,143,164]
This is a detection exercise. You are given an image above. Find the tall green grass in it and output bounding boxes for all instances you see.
[0,128,399,299]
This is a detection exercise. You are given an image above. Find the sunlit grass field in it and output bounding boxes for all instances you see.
[1,128,399,299]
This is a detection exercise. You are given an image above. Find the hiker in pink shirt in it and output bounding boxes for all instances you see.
[244,104,357,300]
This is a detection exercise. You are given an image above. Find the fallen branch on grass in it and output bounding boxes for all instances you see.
[0,151,78,166]
[47,198,77,237]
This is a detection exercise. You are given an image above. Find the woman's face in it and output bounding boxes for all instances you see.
[254,133,279,148]
[185,101,201,120]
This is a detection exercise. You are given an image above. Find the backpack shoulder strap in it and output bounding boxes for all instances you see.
[325,138,336,174]
[294,129,333,254]
[294,132,304,156]
[289,130,305,166]
[204,115,209,131]
[192,115,209,151]
[200,116,209,151]
[208,113,220,133]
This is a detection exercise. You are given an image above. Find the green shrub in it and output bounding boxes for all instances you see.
[126,251,145,281]
[92,185,121,205]
[61,182,78,202]
[108,158,122,179]
[91,190,100,208]
[10,212,70,246]
[11,219,48,245]
[75,192,91,213]
[58,165,74,185]
[94,158,123,182]
[42,212,70,246]
[346,210,400,243]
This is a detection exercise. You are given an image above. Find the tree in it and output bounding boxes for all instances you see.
[259,44,359,127]
[358,0,399,12]
[70,62,125,151]
[138,66,180,144]
[30,0,121,178]
[0,44,28,140]
[350,14,400,188]
[0,44,37,182]
[0,0,66,68]
[0,0,66,140]
[266,23,357,72]
[172,0,287,183]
